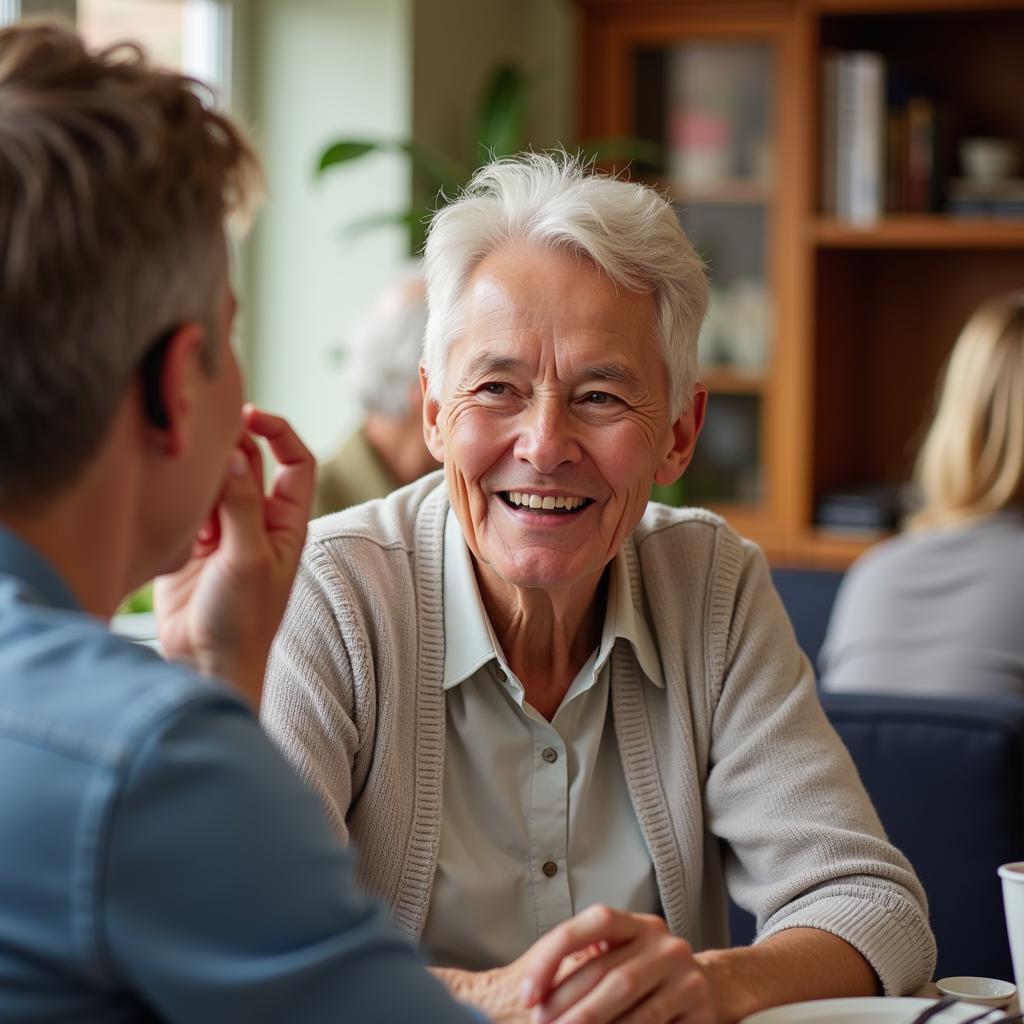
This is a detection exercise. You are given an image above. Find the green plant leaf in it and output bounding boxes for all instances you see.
[317,137,469,192]
[398,141,471,193]
[339,208,421,240]
[578,136,666,173]
[116,581,154,615]
[475,63,526,159]
[317,140,384,174]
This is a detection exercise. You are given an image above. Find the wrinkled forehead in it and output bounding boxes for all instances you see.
[443,248,665,400]
[459,243,658,345]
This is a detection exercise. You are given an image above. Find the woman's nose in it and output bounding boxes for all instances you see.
[512,399,581,473]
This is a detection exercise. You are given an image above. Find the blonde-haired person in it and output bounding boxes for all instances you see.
[821,292,1024,698]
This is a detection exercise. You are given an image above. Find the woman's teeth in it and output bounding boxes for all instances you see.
[504,492,587,512]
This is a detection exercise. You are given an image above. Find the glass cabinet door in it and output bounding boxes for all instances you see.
[635,40,776,511]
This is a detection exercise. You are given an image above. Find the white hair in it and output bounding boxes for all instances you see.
[422,151,709,417]
[347,263,427,417]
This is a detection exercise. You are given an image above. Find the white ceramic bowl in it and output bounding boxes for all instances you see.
[936,975,1017,1008]
[959,137,1021,182]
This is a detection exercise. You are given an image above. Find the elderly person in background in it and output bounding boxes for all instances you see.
[313,265,439,516]
[821,292,1024,698]
[264,154,935,1024]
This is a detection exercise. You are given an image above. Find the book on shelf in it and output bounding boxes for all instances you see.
[821,53,946,220]
[822,50,885,224]
[947,177,1024,219]
[905,97,940,214]
[815,484,908,535]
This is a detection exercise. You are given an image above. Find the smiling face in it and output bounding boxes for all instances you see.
[423,243,706,606]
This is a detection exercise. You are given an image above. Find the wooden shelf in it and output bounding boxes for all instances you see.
[700,366,767,394]
[784,530,890,570]
[813,0,1024,14]
[582,0,1024,570]
[810,216,1024,249]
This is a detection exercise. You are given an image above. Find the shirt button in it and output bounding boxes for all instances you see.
[541,747,558,764]
[542,861,558,878]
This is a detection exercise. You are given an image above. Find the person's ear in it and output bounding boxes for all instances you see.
[420,364,446,463]
[142,322,207,457]
[654,385,707,487]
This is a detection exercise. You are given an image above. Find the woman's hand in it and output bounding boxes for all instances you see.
[432,948,604,1023]
[154,405,314,708]
[520,905,715,1024]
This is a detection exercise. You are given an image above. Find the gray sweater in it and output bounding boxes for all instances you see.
[821,511,1024,698]
[262,472,935,995]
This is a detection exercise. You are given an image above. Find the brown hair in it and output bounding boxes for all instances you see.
[911,292,1024,529]
[0,19,262,509]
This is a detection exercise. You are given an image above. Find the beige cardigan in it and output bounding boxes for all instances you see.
[262,472,936,995]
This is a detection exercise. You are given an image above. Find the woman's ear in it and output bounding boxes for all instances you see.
[654,385,708,487]
[420,364,446,463]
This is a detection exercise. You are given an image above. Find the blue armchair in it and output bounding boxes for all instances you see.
[769,567,844,668]
[729,691,1024,982]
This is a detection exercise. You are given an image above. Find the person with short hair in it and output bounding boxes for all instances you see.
[264,152,936,1023]
[313,265,439,517]
[0,20,492,1022]
[821,292,1024,698]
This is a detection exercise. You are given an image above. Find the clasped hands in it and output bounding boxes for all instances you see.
[457,905,715,1024]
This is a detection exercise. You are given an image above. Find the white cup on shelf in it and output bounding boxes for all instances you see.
[999,862,1024,992]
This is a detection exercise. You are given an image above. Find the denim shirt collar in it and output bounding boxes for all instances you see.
[0,526,80,612]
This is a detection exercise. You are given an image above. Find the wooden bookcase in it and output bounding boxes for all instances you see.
[579,0,1024,567]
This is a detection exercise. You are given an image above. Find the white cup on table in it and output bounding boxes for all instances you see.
[999,862,1024,992]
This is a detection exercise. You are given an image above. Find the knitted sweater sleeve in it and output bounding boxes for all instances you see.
[703,535,936,995]
[261,542,371,844]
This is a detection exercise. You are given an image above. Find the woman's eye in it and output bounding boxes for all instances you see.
[582,391,616,405]
[480,382,508,396]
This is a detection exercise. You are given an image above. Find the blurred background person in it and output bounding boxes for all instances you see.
[820,292,1024,699]
[314,265,439,517]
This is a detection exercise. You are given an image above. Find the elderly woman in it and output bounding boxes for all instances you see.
[264,154,934,1023]
[821,292,1024,698]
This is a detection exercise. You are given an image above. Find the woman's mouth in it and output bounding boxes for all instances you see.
[499,491,593,515]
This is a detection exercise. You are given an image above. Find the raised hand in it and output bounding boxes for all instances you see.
[155,405,315,707]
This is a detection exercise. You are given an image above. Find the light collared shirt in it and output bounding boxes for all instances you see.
[420,511,664,970]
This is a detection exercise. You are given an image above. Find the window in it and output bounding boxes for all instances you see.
[2,2,232,99]
[78,0,232,103]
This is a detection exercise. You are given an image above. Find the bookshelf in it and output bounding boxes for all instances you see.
[580,0,1024,567]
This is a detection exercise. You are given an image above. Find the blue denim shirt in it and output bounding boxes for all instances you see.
[0,527,483,1023]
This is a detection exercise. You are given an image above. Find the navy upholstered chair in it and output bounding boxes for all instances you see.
[769,567,844,668]
[728,692,1024,982]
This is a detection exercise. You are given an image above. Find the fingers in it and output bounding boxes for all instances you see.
[534,942,638,1023]
[536,937,709,1024]
[193,507,221,557]
[242,403,315,537]
[237,429,265,490]
[521,906,657,1007]
[216,446,269,563]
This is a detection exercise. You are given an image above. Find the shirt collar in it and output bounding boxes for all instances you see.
[442,509,664,690]
[0,526,80,612]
